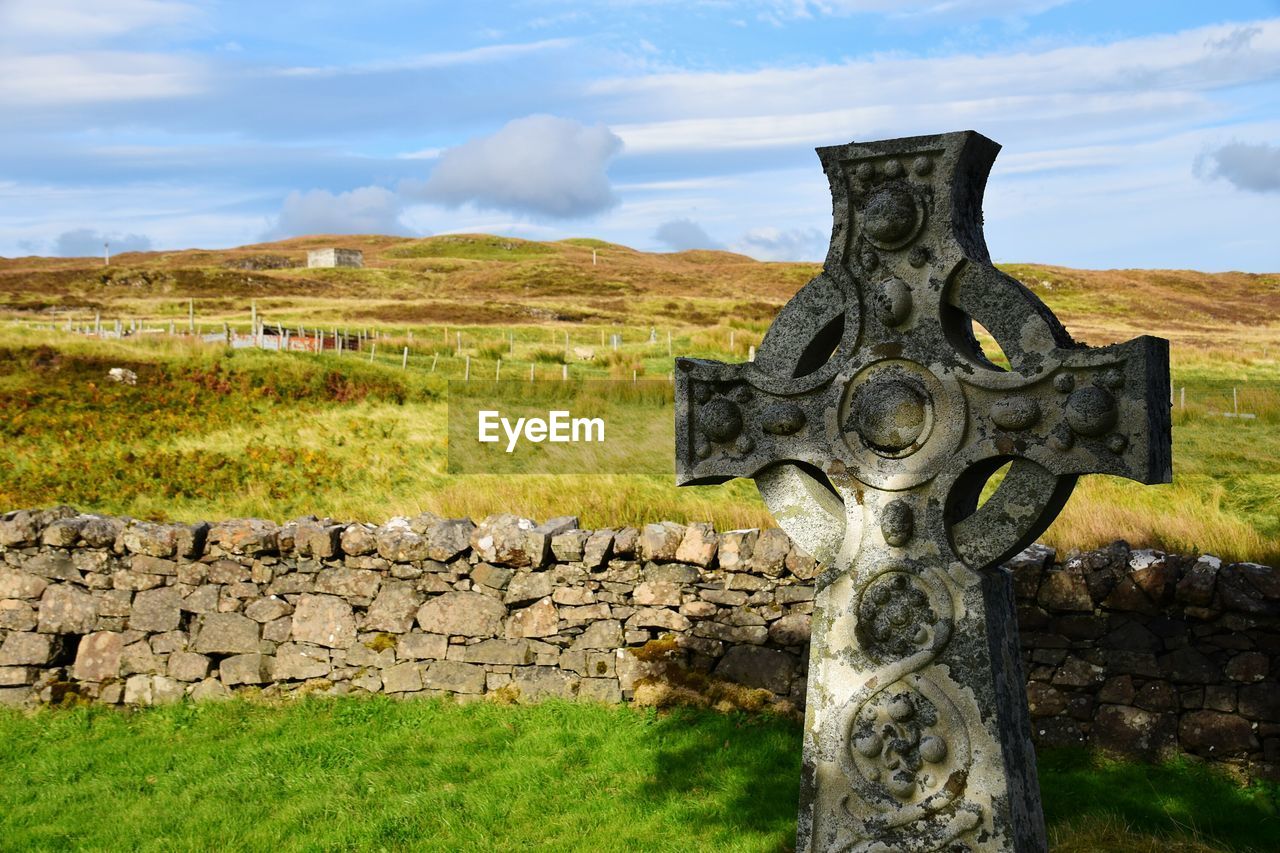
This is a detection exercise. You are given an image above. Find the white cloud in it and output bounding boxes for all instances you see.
[54,228,152,257]
[0,0,198,43]
[407,115,623,218]
[653,218,723,251]
[0,52,204,105]
[276,38,576,77]
[264,186,410,239]
[0,0,205,107]
[595,20,1280,157]
[786,0,1070,17]
[731,226,827,261]
[1195,141,1280,193]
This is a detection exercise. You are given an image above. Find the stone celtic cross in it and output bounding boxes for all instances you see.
[674,132,1172,852]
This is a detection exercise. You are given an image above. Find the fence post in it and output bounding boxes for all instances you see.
[402,347,409,370]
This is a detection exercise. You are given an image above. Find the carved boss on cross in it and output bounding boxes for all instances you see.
[675,132,1171,852]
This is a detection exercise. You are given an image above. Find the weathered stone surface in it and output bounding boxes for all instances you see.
[633,581,681,607]
[417,591,505,637]
[714,646,794,694]
[152,675,185,705]
[1038,568,1093,612]
[208,519,278,556]
[1093,704,1174,755]
[0,632,53,666]
[382,662,423,693]
[181,585,219,615]
[167,651,211,682]
[72,631,123,681]
[423,660,486,693]
[578,677,623,703]
[220,653,270,686]
[23,552,82,581]
[315,568,381,603]
[785,545,819,580]
[612,526,639,557]
[123,673,153,705]
[1239,684,1280,722]
[190,677,233,702]
[507,597,559,639]
[512,666,579,701]
[1180,710,1258,756]
[423,518,475,562]
[505,571,555,606]
[340,524,378,556]
[462,639,535,666]
[121,641,162,675]
[551,529,590,562]
[295,522,342,559]
[121,520,180,558]
[638,522,685,562]
[717,530,757,571]
[376,519,431,562]
[273,643,331,680]
[396,633,447,661]
[768,613,811,647]
[41,517,85,547]
[128,586,182,633]
[525,517,578,567]
[79,515,124,548]
[364,581,422,633]
[37,585,98,634]
[470,514,540,567]
[0,667,34,686]
[747,528,790,576]
[244,596,292,623]
[0,599,37,631]
[627,607,692,632]
[194,613,260,654]
[571,619,623,651]
[0,569,47,600]
[0,510,42,546]
[674,522,719,567]
[1226,651,1269,683]
[290,594,356,649]
[1176,556,1219,606]
[112,569,162,591]
[132,555,177,576]
[581,529,614,568]
[471,563,514,591]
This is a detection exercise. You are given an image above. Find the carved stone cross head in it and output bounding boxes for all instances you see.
[674,131,1172,852]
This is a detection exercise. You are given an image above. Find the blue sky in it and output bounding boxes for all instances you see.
[2,0,1278,270]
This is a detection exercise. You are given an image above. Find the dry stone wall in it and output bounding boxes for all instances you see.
[1,506,1277,778]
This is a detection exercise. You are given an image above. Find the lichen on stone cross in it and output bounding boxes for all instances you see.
[673,132,1172,853]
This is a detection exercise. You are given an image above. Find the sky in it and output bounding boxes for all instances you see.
[2,0,1278,271]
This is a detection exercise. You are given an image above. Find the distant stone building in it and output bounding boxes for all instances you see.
[306,248,364,269]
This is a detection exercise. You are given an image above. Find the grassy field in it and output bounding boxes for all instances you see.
[1,234,1277,564]
[0,699,1275,852]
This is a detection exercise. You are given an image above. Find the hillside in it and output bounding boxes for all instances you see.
[2,234,1278,354]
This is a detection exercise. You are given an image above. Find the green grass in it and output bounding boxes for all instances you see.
[0,699,1275,852]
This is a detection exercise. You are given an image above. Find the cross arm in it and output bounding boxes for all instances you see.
[674,356,838,486]
[958,335,1172,485]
